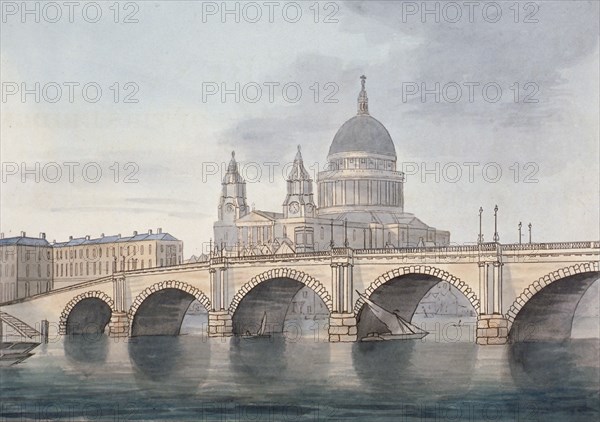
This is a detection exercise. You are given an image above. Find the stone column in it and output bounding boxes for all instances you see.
[331,264,340,312]
[220,267,228,311]
[344,264,353,314]
[492,262,503,314]
[209,268,218,310]
[478,262,488,315]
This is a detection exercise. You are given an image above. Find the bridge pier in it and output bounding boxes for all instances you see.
[208,310,233,337]
[328,312,357,342]
[476,315,508,345]
[107,312,130,337]
[328,250,357,342]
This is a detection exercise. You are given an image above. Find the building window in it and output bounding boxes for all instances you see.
[160,245,164,253]
[69,263,73,277]
[80,262,83,275]
[149,259,152,268]
[86,262,89,276]
[149,245,152,255]
[141,245,144,255]
[99,248,102,258]
[160,259,164,267]
[75,264,78,276]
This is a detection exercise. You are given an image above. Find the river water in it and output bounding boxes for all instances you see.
[1,314,598,422]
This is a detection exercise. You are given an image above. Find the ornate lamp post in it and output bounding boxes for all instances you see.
[528,223,532,244]
[478,207,484,243]
[518,222,522,244]
[493,205,499,242]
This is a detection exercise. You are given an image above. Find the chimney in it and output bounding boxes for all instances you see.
[85,235,90,240]
[101,233,105,238]
[40,232,46,239]
[69,236,73,241]
[117,234,121,238]
[157,228,162,234]
[133,231,138,236]
[21,231,26,237]
[0,233,4,239]
[148,229,153,234]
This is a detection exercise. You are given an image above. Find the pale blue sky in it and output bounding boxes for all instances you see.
[1,1,598,256]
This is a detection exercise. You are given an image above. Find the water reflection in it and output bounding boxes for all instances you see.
[229,335,288,385]
[128,336,210,390]
[64,333,109,367]
[352,340,476,398]
[509,339,600,391]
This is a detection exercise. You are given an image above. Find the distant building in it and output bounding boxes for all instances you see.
[0,229,183,300]
[0,232,53,301]
[213,77,450,254]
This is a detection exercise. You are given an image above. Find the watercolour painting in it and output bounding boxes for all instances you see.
[1,1,599,421]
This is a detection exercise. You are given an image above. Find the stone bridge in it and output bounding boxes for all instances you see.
[1,241,598,345]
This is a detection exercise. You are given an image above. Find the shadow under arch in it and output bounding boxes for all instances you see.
[354,267,478,341]
[64,298,113,336]
[230,271,331,336]
[508,268,599,343]
[128,281,211,336]
[59,291,115,335]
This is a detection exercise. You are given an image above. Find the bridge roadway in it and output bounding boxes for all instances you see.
[1,241,598,344]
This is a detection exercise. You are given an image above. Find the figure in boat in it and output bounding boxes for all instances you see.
[356,291,429,342]
[241,311,271,339]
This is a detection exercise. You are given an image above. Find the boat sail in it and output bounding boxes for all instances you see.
[356,291,428,341]
[242,312,271,339]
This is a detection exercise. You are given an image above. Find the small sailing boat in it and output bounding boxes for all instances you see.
[356,291,428,342]
[241,312,271,339]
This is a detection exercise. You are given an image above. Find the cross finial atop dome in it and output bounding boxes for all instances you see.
[358,75,369,115]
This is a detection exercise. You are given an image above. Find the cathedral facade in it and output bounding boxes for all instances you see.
[214,77,450,255]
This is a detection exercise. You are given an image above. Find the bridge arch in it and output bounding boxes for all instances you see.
[128,281,211,336]
[507,262,599,342]
[354,266,479,341]
[354,265,479,314]
[228,268,333,314]
[59,291,115,335]
[228,268,332,336]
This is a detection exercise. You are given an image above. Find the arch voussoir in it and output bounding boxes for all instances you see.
[354,266,478,315]
[127,281,211,330]
[59,290,116,334]
[228,268,332,314]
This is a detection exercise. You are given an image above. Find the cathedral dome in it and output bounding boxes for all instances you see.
[328,114,396,158]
